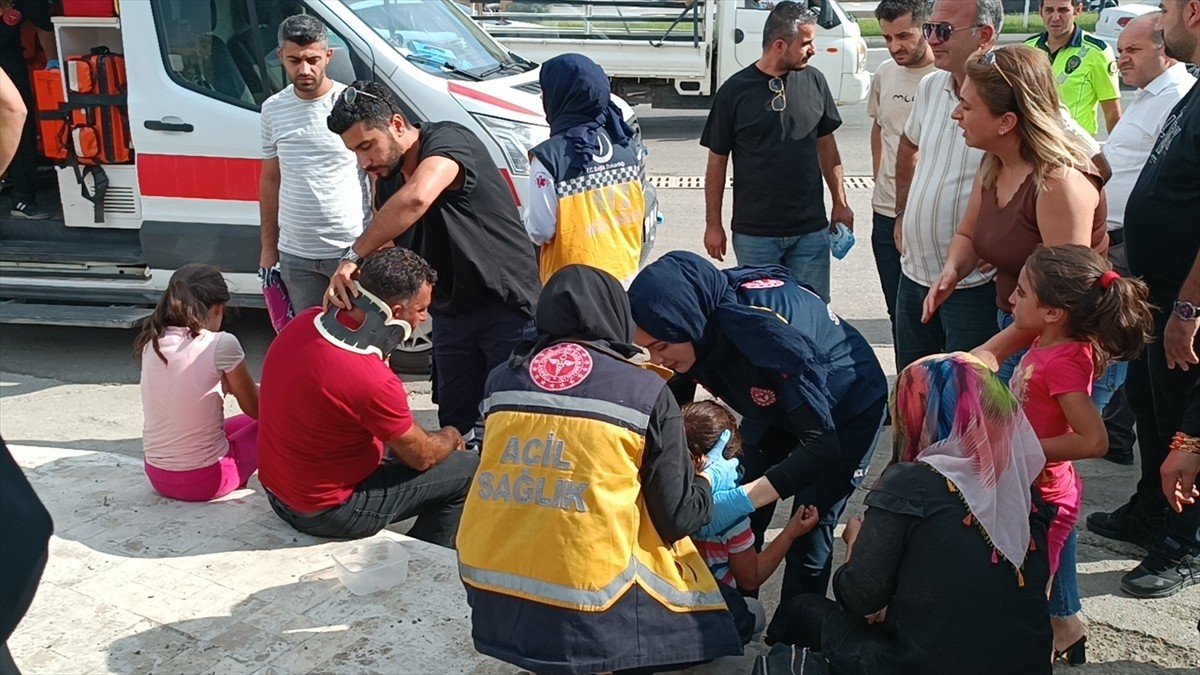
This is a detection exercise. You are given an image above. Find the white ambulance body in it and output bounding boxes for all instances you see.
[0,0,655,364]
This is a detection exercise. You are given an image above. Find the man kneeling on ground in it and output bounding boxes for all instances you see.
[259,247,477,548]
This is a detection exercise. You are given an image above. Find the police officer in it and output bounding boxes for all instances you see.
[524,54,647,287]
[457,265,743,675]
[1027,0,1122,135]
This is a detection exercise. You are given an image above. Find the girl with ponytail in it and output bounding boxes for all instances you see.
[135,264,260,502]
[1001,244,1154,664]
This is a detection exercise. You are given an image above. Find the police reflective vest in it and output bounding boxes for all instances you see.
[456,341,725,614]
[1026,27,1120,136]
[530,131,646,286]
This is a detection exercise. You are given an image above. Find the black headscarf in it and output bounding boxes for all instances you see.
[627,252,838,430]
[511,265,641,366]
[539,54,634,162]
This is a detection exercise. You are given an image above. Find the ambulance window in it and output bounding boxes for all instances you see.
[153,0,371,110]
[241,1,373,104]
[153,0,258,109]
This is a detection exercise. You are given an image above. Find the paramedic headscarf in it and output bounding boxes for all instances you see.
[511,265,641,366]
[628,251,838,430]
[892,352,1045,571]
[539,54,634,161]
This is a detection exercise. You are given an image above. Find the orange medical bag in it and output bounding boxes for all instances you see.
[33,46,133,221]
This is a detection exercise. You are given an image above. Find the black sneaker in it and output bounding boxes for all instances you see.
[10,201,50,220]
[1121,552,1200,599]
[1086,503,1162,550]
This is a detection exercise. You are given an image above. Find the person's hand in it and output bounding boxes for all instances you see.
[866,608,888,625]
[45,59,60,71]
[443,426,466,452]
[694,485,754,539]
[1164,313,1200,371]
[704,222,727,262]
[922,268,958,324]
[976,260,995,275]
[893,214,904,256]
[700,430,740,491]
[326,260,360,309]
[842,515,863,547]
[784,505,819,538]
[259,245,279,270]
[970,347,1001,373]
[1162,449,1200,513]
[830,203,855,231]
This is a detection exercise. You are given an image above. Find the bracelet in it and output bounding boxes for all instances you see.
[1169,432,1200,455]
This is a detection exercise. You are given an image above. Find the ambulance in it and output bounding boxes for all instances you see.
[0,0,658,371]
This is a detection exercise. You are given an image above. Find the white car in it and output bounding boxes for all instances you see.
[1095,3,1160,43]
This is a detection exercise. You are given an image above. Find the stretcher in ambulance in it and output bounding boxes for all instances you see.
[0,0,657,369]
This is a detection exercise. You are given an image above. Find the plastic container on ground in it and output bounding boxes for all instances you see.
[331,538,410,596]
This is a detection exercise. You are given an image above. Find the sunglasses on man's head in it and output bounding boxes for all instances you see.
[769,77,786,112]
[922,21,985,43]
[340,86,384,106]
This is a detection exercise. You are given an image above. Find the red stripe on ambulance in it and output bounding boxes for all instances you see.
[138,155,263,201]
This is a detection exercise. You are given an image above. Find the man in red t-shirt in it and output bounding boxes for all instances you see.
[259,248,478,548]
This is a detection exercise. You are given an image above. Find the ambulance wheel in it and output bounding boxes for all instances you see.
[389,318,433,376]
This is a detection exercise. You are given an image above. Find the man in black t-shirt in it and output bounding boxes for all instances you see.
[700,1,852,304]
[0,0,55,219]
[325,81,540,436]
[1086,0,1200,600]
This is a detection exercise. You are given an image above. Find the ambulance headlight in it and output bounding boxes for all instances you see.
[472,114,549,176]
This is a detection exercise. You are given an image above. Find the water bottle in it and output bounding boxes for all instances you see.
[830,222,855,260]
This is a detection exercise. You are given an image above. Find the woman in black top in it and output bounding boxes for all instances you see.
[773,353,1054,675]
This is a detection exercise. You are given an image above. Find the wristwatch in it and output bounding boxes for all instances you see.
[340,247,364,265]
[1174,300,1200,322]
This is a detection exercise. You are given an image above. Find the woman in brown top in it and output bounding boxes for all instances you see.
[920,44,1107,660]
[922,45,1108,343]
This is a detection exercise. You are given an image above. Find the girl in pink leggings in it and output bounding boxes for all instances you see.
[981,245,1153,665]
[137,264,260,502]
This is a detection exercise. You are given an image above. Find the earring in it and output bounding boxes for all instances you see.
[999,129,1007,135]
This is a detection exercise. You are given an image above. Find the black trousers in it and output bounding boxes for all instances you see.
[0,440,54,675]
[268,451,479,548]
[0,56,40,203]
[1125,303,1200,555]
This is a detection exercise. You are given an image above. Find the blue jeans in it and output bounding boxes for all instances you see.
[895,275,999,371]
[279,252,342,312]
[733,230,831,304]
[1049,529,1082,618]
[996,311,1025,384]
[870,213,901,348]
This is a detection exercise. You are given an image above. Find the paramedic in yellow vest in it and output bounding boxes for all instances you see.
[1027,0,1122,135]
[457,265,744,674]
[523,54,646,286]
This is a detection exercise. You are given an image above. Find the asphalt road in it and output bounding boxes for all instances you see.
[0,52,1196,672]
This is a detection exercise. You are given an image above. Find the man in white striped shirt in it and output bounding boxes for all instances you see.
[891,0,1005,370]
[259,15,368,311]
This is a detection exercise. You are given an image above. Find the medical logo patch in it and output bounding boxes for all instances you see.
[741,278,785,290]
[1108,61,1117,75]
[1065,55,1082,74]
[750,387,777,407]
[530,343,593,392]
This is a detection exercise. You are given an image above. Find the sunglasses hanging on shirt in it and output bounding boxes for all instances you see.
[769,77,786,112]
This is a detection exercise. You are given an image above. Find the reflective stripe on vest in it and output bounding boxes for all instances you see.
[459,554,726,611]
[481,389,651,433]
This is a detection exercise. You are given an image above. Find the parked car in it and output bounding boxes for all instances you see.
[1095,2,1158,43]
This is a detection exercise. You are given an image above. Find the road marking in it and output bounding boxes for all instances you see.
[649,176,875,190]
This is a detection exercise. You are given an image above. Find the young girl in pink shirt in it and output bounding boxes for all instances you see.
[136,264,260,502]
[996,245,1153,664]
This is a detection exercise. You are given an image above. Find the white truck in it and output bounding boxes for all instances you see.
[472,0,870,108]
[0,0,657,372]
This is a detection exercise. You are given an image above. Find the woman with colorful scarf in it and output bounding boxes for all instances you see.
[628,251,888,611]
[774,353,1053,675]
